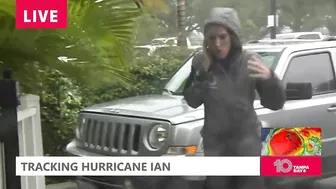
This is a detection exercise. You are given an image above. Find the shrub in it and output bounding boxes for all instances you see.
[82,46,195,105]
[35,70,83,156]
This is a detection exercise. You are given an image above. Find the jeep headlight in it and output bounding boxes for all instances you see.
[148,124,167,149]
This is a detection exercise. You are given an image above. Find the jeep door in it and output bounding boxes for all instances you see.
[258,49,336,163]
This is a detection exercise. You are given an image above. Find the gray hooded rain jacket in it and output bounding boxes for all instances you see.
[183,7,286,189]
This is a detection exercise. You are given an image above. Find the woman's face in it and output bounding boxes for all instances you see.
[204,25,231,59]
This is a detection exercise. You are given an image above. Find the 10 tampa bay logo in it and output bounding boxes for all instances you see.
[274,159,309,173]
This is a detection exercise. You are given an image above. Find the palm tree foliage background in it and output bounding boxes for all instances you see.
[0,0,148,92]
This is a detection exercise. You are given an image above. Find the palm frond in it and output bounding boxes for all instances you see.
[0,0,143,88]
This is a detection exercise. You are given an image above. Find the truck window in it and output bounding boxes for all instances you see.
[257,51,280,70]
[164,50,282,96]
[282,52,336,94]
[166,39,176,46]
[297,34,321,39]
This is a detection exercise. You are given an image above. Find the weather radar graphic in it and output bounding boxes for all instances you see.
[261,127,321,156]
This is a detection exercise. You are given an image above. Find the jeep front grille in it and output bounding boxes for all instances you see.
[76,112,171,156]
[83,119,141,154]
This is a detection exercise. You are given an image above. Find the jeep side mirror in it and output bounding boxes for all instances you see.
[285,82,313,100]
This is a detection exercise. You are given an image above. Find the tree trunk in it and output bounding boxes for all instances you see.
[176,0,187,47]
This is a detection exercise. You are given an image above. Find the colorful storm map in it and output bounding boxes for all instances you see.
[261,127,322,156]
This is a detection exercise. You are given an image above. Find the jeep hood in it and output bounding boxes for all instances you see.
[82,94,263,125]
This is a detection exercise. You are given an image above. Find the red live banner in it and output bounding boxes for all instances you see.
[261,156,322,176]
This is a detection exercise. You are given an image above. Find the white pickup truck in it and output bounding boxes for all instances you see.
[263,32,325,40]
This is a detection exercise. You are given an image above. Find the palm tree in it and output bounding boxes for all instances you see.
[135,0,169,15]
[0,0,143,91]
[176,0,187,47]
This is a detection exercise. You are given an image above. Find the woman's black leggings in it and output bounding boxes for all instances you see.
[202,133,266,189]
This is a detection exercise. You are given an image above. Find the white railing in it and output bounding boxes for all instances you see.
[0,94,45,189]
[0,142,5,189]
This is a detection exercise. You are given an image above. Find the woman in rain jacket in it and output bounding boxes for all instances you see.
[183,7,286,189]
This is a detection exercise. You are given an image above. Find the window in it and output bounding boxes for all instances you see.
[166,39,176,46]
[277,35,295,39]
[151,39,165,45]
[257,51,282,70]
[134,47,150,56]
[189,39,203,46]
[297,34,321,39]
[282,53,336,94]
[164,50,283,96]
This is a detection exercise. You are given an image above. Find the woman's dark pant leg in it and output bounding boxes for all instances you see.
[234,134,266,189]
[203,135,233,189]
[232,176,265,189]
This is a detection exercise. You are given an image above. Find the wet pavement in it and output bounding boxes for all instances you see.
[315,177,336,188]
[46,176,336,189]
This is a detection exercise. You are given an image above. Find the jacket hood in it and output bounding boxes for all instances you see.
[204,7,242,39]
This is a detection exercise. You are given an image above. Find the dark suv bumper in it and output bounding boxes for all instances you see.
[75,176,204,189]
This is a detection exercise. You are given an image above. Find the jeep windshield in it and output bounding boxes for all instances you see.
[163,48,284,96]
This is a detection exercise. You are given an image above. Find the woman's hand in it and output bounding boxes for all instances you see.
[247,55,272,80]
